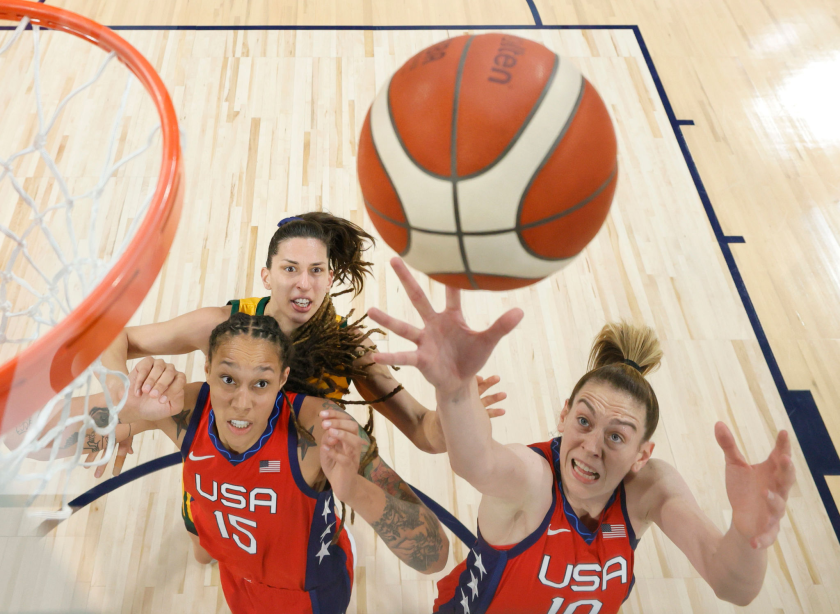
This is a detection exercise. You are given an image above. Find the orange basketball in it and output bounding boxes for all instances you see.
[357,33,617,291]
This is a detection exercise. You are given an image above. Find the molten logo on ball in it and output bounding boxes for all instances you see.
[357,33,618,291]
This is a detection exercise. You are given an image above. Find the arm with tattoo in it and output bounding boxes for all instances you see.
[316,402,449,573]
[362,454,448,572]
[19,403,125,461]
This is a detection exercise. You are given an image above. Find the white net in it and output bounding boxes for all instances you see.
[0,17,170,517]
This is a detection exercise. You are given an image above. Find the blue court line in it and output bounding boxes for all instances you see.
[676,119,695,126]
[69,451,478,545]
[525,0,543,26]
[632,25,840,545]
[69,451,182,509]
[40,21,838,548]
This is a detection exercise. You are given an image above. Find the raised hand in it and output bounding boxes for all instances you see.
[131,357,184,402]
[368,258,523,394]
[319,408,366,503]
[120,359,186,424]
[715,422,796,549]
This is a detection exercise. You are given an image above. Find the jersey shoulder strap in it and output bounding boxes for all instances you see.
[226,296,270,316]
[180,382,210,459]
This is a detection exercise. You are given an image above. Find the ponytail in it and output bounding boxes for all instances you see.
[569,321,662,441]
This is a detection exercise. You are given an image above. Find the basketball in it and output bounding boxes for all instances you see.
[357,33,617,290]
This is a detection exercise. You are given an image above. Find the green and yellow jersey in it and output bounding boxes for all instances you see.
[227,297,350,400]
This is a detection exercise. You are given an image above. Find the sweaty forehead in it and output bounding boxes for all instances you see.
[213,336,281,369]
[574,381,644,423]
[275,237,328,263]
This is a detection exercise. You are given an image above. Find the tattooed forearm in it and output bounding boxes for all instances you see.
[364,459,422,503]
[171,408,192,438]
[364,456,445,572]
[369,493,445,571]
[298,425,316,459]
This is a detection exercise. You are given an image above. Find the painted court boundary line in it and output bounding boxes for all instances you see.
[17,22,835,547]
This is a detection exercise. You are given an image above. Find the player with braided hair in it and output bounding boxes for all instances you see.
[369,258,796,613]
[110,312,448,614]
[80,211,503,560]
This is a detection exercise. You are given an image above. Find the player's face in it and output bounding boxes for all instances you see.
[261,237,335,333]
[205,337,290,454]
[557,380,653,506]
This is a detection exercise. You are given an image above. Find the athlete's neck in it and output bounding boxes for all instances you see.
[560,471,613,532]
[263,298,305,337]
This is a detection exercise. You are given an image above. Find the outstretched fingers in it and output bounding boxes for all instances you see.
[367,307,422,344]
[771,439,796,498]
[390,258,436,321]
[445,284,461,312]
[714,421,750,468]
[371,350,420,368]
[484,308,525,346]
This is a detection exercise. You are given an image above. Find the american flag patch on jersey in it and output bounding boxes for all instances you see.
[601,523,626,539]
[259,460,281,473]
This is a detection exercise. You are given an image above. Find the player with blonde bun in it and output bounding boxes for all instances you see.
[368,258,796,614]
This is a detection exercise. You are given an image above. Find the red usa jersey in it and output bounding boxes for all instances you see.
[434,437,637,614]
[181,383,354,614]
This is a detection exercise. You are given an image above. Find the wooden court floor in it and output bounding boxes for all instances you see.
[1,1,839,613]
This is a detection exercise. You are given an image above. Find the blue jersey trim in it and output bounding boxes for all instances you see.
[309,590,321,614]
[206,391,283,466]
[619,481,640,550]
[623,573,637,603]
[476,549,508,613]
[304,491,352,614]
[435,444,557,613]
[287,392,321,499]
[180,382,209,459]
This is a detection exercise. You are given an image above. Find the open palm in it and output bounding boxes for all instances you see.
[715,422,796,549]
[367,258,523,394]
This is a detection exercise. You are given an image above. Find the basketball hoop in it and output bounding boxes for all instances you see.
[0,0,182,513]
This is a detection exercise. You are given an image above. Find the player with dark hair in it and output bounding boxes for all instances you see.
[110,312,448,613]
[103,211,504,467]
[368,258,796,613]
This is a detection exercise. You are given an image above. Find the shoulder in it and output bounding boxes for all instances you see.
[182,382,207,411]
[508,442,553,472]
[624,457,687,532]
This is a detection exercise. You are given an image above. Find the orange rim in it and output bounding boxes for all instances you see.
[0,0,183,435]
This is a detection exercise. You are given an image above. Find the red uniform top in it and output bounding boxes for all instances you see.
[434,437,637,614]
[181,384,354,614]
